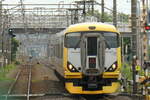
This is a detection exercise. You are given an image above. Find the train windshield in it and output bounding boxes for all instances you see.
[65,32,81,48]
[65,32,119,48]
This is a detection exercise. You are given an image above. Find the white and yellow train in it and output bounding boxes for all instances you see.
[50,22,122,94]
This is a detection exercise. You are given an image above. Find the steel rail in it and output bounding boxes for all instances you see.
[4,64,33,100]
[27,64,32,100]
[2,93,45,97]
[5,69,22,100]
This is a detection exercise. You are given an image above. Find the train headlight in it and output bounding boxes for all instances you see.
[112,64,117,69]
[68,64,73,70]
[106,62,118,72]
[67,62,79,72]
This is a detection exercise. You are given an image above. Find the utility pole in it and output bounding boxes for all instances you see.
[142,0,148,61]
[20,0,28,33]
[131,0,138,56]
[92,0,94,16]
[0,1,3,67]
[0,1,2,33]
[142,0,149,97]
[113,0,117,27]
[83,0,86,22]
[101,0,104,22]
[131,0,138,94]
[74,9,79,24]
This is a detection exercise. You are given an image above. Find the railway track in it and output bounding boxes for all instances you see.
[5,64,33,100]
[1,60,135,100]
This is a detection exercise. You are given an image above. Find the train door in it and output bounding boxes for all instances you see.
[81,33,105,76]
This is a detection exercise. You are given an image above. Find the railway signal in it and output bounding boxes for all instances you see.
[145,25,150,30]
[8,29,13,35]
[141,0,148,63]
[8,29,16,37]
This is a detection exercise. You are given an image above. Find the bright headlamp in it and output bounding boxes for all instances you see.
[112,64,117,69]
[106,62,118,72]
[68,64,73,70]
[67,62,79,72]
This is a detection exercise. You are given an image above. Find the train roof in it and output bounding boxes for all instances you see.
[65,22,119,34]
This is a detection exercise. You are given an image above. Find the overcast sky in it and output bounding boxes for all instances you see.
[2,0,131,14]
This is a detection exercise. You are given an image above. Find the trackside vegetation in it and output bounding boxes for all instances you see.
[0,64,16,80]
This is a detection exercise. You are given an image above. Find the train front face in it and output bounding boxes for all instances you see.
[63,23,121,94]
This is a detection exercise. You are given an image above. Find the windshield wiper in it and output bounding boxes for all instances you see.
[101,36,110,49]
[74,34,83,49]
[104,39,110,49]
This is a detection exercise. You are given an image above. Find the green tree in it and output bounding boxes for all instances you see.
[123,37,130,45]
[11,38,19,61]
[87,10,129,22]
[103,12,113,22]
[118,13,129,22]
[87,10,112,22]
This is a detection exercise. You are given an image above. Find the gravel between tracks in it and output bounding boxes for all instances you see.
[31,63,65,94]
